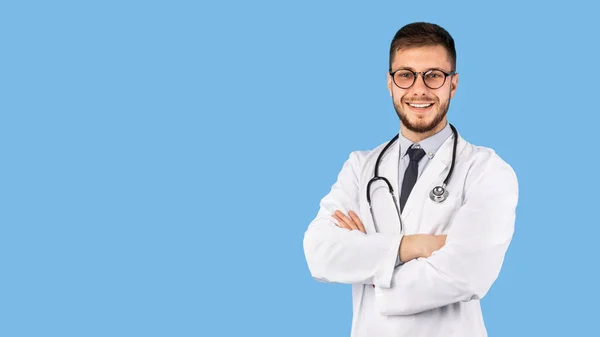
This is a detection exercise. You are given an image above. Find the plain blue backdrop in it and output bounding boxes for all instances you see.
[1,1,599,336]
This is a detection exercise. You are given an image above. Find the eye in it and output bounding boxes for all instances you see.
[396,71,413,78]
[426,72,443,79]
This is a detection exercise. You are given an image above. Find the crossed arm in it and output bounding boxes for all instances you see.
[332,210,447,263]
[303,152,518,316]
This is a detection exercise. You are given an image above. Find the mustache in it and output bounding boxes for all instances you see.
[403,98,436,103]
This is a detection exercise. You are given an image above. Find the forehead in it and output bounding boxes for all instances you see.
[391,45,452,71]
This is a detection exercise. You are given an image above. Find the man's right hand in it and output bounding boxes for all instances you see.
[399,234,447,263]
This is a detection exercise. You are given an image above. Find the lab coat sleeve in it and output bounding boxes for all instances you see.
[376,155,519,316]
[303,151,403,288]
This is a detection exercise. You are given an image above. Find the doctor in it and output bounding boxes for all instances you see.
[303,22,518,337]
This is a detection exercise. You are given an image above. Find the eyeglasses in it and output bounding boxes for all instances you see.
[389,68,456,89]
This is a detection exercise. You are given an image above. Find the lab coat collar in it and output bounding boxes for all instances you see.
[399,121,453,160]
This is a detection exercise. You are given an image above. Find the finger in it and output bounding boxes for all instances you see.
[348,211,366,233]
[334,211,355,230]
[335,211,358,231]
[330,214,341,227]
[331,214,350,230]
[332,213,348,229]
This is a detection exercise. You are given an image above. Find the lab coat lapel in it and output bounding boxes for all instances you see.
[400,135,455,225]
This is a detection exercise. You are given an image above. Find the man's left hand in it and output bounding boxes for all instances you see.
[332,210,366,234]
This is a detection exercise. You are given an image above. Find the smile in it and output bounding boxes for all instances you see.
[407,103,434,108]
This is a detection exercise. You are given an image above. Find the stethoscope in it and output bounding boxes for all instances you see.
[365,124,458,233]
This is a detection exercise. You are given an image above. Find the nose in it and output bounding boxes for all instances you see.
[410,73,430,95]
[400,73,429,96]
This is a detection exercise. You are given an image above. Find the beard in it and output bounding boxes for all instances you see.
[393,95,451,133]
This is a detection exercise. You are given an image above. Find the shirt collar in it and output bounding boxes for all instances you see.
[399,122,453,160]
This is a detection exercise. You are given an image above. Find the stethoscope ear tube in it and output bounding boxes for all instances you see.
[428,124,458,203]
[366,176,403,233]
[366,134,399,204]
[442,124,458,186]
[366,176,394,204]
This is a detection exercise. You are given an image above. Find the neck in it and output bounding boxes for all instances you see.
[400,120,447,143]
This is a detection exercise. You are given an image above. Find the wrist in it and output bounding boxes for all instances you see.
[399,235,419,262]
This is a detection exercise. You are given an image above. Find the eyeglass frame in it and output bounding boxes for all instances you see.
[389,68,457,89]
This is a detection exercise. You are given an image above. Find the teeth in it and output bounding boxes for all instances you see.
[408,103,433,108]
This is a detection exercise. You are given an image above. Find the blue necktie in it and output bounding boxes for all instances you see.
[400,146,426,212]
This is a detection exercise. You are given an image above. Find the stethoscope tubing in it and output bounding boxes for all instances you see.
[366,124,458,233]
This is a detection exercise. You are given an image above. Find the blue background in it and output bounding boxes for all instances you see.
[1,1,598,336]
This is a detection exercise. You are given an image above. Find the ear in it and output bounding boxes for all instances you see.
[449,73,459,98]
[387,72,393,96]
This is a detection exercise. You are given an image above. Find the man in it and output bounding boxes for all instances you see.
[303,22,518,337]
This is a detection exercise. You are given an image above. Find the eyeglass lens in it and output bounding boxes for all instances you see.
[393,70,448,89]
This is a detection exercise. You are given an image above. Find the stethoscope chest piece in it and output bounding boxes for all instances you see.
[429,185,448,203]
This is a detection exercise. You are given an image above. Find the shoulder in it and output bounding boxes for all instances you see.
[345,140,390,171]
[460,137,518,194]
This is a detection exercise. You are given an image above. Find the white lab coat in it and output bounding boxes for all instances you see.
[303,132,518,337]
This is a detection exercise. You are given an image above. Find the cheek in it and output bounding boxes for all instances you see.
[392,89,407,103]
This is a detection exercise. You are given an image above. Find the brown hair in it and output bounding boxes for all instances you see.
[389,22,456,71]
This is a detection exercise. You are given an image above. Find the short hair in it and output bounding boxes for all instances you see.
[389,22,456,71]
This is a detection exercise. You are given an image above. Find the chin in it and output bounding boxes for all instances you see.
[401,114,433,131]
[408,122,437,133]
[394,100,449,134]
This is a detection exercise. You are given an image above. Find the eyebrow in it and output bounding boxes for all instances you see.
[392,66,447,72]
